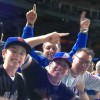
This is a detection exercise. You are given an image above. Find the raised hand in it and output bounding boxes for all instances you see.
[75,80,85,93]
[25,32,69,48]
[26,4,37,26]
[45,32,69,44]
[80,11,90,32]
[95,92,100,99]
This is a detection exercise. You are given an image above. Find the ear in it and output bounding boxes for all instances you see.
[23,54,29,65]
[2,49,6,59]
[65,69,69,75]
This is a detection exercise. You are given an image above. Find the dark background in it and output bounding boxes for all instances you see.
[0,0,100,58]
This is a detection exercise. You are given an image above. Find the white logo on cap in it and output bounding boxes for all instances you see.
[62,53,69,58]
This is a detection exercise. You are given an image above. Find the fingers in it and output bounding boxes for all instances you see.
[80,11,86,21]
[58,33,70,37]
[80,11,91,29]
[33,4,36,13]
[81,11,86,19]
[26,4,37,16]
[50,32,69,37]
[81,18,90,24]
[51,39,60,44]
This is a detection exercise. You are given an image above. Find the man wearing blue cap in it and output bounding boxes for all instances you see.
[0,31,68,100]
[0,37,31,100]
[21,51,89,100]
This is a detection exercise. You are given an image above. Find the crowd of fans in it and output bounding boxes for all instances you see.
[0,3,100,100]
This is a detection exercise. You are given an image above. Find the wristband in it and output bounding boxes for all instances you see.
[80,28,89,33]
[26,23,34,27]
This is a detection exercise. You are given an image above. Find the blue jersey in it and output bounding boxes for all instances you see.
[22,59,75,100]
[22,25,88,66]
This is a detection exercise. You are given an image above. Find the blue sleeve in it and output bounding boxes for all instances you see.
[22,25,34,39]
[69,32,88,57]
[21,25,49,67]
[30,50,49,67]
[93,58,100,63]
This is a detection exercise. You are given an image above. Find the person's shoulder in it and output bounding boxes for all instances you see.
[16,72,25,82]
[17,72,23,78]
[60,82,74,93]
[59,83,75,99]
[35,50,43,56]
[83,71,100,80]
[83,71,96,77]
[62,72,72,82]
[0,65,6,76]
[21,54,39,70]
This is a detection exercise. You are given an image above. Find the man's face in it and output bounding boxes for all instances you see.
[2,45,27,69]
[43,42,60,61]
[49,59,69,80]
[72,51,92,75]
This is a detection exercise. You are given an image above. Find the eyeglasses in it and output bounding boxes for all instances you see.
[74,54,92,67]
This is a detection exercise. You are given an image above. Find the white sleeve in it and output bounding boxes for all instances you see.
[83,71,100,91]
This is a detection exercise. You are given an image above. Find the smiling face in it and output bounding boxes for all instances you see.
[2,45,27,69]
[48,59,70,80]
[72,51,92,75]
[43,42,60,61]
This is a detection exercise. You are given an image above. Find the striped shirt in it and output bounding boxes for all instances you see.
[62,71,100,94]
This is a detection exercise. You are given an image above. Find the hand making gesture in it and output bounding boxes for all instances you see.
[26,4,37,26]
[80,11,90,32]
[44,32,69,44]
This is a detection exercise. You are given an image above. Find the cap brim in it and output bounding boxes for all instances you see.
[53,58,72,68]
[6,41,31,54]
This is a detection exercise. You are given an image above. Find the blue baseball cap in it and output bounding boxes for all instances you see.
[4,37,31,54]
[52,52,72,68]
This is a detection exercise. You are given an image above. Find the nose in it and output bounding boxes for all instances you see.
[56,65,68,73]
[14,51,21,58]
[57,64,64,70]
[50,48,54,53]
[79,64,87,71]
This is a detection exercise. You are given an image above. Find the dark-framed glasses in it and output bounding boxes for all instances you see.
[74,54,92,67]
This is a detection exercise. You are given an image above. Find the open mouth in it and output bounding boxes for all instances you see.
[12,59,20,63]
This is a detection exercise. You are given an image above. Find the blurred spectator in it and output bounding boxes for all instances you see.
[87,61,100,100]
[87,62,95,73]
[0,40,4,64]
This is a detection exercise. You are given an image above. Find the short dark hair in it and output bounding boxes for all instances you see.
[75,48,95,58]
